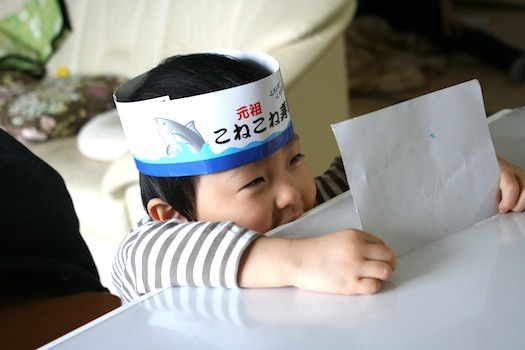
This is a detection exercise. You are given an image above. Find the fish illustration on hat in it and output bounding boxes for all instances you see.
[155,118,205,156]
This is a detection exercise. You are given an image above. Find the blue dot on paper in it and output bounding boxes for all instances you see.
[429,133,436,139]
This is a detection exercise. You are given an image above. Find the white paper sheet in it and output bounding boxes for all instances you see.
[331,80,500,256]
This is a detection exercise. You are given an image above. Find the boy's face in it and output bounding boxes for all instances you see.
[194,137,317,233]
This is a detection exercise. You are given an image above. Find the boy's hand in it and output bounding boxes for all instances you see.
[497,156,525,213]
[238,229,397,295]
[290,230,397,294]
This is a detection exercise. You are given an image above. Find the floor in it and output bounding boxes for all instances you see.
[347,3,525,119]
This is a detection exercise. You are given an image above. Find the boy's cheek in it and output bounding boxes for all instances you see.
[233,208,273,233]
[306,179,317,211]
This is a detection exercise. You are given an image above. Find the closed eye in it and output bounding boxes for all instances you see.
[243,177,265,189]
[290,153,304,165]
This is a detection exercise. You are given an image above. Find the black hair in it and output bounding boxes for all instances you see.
[132,53,270,220]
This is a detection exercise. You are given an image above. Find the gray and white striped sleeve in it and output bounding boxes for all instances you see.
[112,217,260,302]
[314,156,349,205]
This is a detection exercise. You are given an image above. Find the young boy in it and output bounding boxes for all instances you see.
[112,49,525,302]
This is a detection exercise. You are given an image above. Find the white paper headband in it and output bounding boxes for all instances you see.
[114,49,293,176]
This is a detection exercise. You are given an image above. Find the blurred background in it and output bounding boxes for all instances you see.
[345,0,525,118]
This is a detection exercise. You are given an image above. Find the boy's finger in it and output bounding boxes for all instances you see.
[499,172,519,213]
[359,260,394,282]
[357,230,386,245]
[355,277,383,295]
[364,244,397,270]
[511,189,525,212]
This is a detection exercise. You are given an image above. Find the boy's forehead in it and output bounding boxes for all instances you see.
[227,135,300,174]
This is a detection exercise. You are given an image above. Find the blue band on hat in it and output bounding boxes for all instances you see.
[135,123,294,177]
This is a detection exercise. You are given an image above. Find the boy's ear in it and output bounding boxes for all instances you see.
[147,198,189,222]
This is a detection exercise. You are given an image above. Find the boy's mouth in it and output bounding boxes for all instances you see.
[285,213,303,225]
[290,214,301,221]
[272,211,304,230]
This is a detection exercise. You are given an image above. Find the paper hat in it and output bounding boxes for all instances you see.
[113,49,293,177]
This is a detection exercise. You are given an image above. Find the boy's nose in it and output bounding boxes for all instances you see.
[275,180,300,209]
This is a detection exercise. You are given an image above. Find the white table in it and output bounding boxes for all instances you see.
[42,109,525,349]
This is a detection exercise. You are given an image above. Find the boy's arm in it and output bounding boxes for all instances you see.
[238,229,397,295]
[314,156,349,204]
[497,156,525,213]
[112,218,259,302]
[113,216,396,302]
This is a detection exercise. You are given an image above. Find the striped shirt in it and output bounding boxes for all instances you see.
[112,157,349,302]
